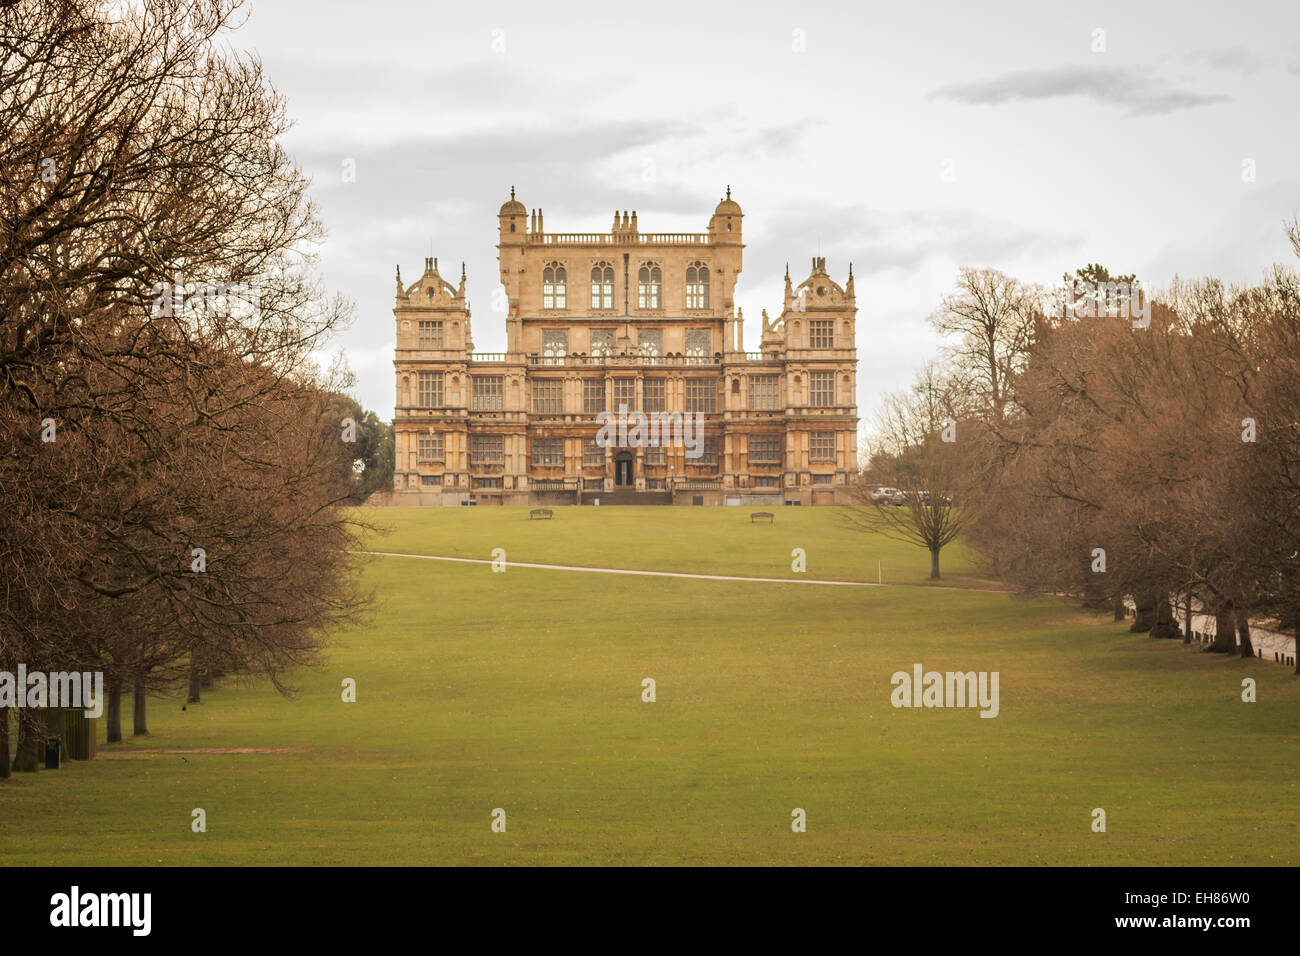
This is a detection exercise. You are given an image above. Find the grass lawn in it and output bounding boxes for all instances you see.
[2,506,1296,865]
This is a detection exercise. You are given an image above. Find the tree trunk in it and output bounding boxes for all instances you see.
[1293,606,1300,674]
[106,685,122,743]
[1208,605,1236,653]
[1130,594,1156,633]
[1150,596,1178,638]
[187,666,202,703]
[929,547,940,580]
[0,708,10,779]
[133,684,148,736]
[64,709,97,760]
[1112,594,1125,622]
[1182,592,1192,644]
[11,711,39,772]
[1235,609,1255,659]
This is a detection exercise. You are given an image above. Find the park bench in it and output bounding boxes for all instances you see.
[529,508,553,520]
[750,512,774,523]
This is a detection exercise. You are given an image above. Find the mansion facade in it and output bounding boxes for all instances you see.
[389,189,859,505]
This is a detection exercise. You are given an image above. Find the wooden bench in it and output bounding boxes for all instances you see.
[529,508,553,520]
[750,512,774,523]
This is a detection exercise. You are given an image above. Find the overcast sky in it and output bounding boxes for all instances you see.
[235,0,1300,426]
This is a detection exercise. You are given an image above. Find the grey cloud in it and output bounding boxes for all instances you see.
[930,65,1230,116]
[1187,47,1266,74]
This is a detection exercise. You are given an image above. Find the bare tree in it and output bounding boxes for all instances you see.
[845,364,967,579]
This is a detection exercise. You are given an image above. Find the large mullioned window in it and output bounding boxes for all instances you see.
[417,372,442,408]
[684,379,716,413]
[809,433,835,461]
[417,321,443,349]
[638,329,662,364]
[590,262,614,310]
[416,435,444,462]
[748,374,779,409]
[809,320,834,349]
[532,438,564,466]
[471,376,503,411]
[541,329,568,366]
[749,436,781,463]
[589,328,614,360]
[470,435,504,463]
[543,262,566,309]
[642,378,665,412]
[808,371,834,406]
[685,261,710,309]
[637,262,662,309]
[685,328,710,365]
[613,377,636,411]
[532,379,563,414]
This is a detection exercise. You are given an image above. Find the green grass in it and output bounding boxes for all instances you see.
[363,504,990,586]
[2,506,1297,865]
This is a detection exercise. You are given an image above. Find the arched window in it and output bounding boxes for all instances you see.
[590,262,614,310]
[543,262,566,309]
[686,261,710,309]
[637,262,662,309]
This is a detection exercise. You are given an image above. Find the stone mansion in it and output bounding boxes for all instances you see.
[389,189,859,505]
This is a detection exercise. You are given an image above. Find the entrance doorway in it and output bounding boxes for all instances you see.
[614,452,634,486]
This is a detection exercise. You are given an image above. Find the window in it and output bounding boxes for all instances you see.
[748,374,779,410]
[417,372,443,408]
[685,379,716,413]
[532,379,563,414]
[418,320,443,349]
[749,436,780,463]
[697,436,719,465]
[613,377,636,411]
[812,473,834,485]
[589,328,614,360]
[583,379,605,413]
[471,376,503,411]
[420,474,441,486]
[685,261,710,309]
[637,262,662,309]
[583,439,603,467]
[416,435,444,462]
[642,378,665,412]
[685,328,710,364]
[541,329,568,366]
[543,261,566,309]
[639,328,662,364]
[754,476,778,488]
[810,433,835,461]
[532,438,563,466]
[470,435,504,463]
[810,320,834,349]
[590,262,614,310]
[473,477,503,489]
[644,444,665,465]
[808,371,834,406]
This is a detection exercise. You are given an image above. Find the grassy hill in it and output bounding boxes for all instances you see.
[2,506,1296,865]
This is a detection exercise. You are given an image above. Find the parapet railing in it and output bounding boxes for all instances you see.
[526,353,720,367]
[528,233,712,246]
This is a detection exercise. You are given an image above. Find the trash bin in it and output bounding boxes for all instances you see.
[44,737,62,770]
